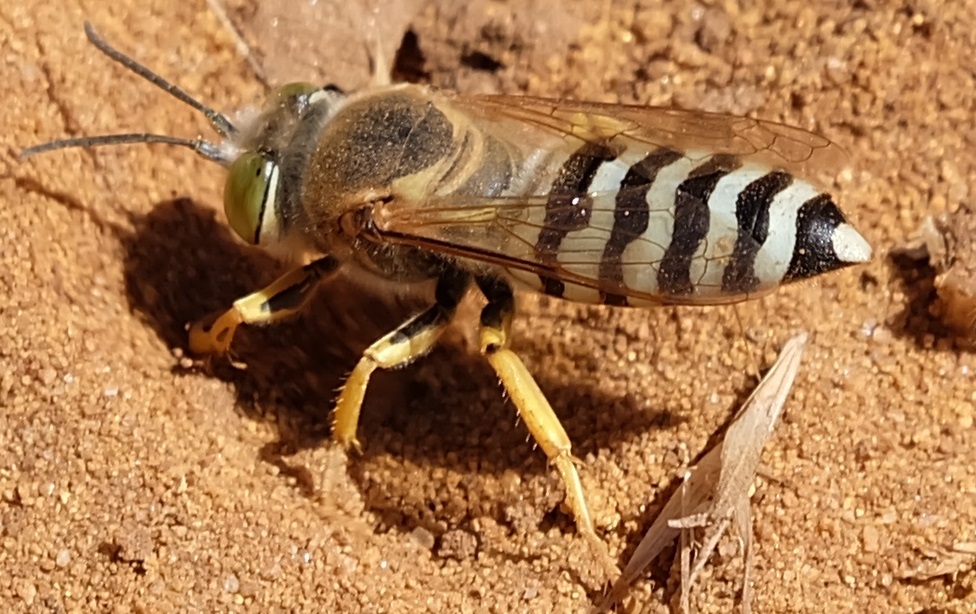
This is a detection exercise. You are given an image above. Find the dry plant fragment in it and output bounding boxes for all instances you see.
[900,541,976,582]
[599,332,809,613]
[206,0,424,89]
[921,206,976,339]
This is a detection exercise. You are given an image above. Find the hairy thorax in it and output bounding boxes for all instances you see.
[296,84,516,283]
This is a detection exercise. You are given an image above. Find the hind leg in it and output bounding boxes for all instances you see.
[475,276,619,581]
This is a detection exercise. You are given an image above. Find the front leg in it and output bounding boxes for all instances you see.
[188,256,339,356]
[475,276,620,582]
[332,270,469,451]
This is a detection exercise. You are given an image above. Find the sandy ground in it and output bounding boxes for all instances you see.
[3,0,976,612]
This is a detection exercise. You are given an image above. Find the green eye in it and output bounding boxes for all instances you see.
[224,152,273,244]
[274,82,317,101]
[273,82,318,112]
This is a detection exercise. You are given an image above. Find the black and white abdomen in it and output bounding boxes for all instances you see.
[504,145,872,306]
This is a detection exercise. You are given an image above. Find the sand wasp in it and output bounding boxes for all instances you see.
[23,23,872,577]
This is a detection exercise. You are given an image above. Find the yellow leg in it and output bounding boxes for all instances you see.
[476,277,619,582]
[332,272,468,451]
[188,257,338,356]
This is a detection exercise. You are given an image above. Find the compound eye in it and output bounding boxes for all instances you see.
[272,82,318,113]
[224,152,273,244]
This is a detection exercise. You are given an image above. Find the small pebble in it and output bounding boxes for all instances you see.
[224,573,240,594]
[55,549,72,567]
[14,579,37,604]
[408,526,435,551]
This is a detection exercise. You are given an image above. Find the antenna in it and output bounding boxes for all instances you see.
[20,22,237,166]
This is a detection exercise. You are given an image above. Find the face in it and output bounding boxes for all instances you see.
[222,82,328,246]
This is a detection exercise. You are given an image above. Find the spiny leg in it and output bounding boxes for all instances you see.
[475,276,619,582]
[332,271,468,451]
[188,256,339,356]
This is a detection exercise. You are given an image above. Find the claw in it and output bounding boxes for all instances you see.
[187,308,242,356]
[335,434,364,455]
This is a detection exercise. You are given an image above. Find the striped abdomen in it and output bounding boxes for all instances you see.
[503,144,872,306]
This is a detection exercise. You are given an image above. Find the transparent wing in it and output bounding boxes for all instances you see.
[372,188,756,306]
[450,93,848,180]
